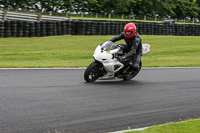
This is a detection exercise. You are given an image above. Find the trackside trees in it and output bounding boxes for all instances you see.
[0,0,200,21]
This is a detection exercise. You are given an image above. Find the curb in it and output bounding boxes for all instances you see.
[0,68,86,70]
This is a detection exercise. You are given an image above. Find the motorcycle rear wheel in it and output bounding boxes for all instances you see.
[84,61,103,82]
[123,61,142,81]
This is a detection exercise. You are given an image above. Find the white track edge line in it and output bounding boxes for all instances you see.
[109,127,148,133]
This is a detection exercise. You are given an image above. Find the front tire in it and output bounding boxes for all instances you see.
[84,61,103,82]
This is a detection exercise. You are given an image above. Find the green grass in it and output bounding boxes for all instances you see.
[0,35,200,68]
[125,119,200,133]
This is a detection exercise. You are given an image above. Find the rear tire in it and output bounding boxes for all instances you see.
[123,61,142,81]
[84,61,103,82]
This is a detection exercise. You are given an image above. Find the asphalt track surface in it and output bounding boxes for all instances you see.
[0,68,200,133]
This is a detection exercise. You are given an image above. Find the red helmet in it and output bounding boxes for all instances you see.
[124,23,136,39]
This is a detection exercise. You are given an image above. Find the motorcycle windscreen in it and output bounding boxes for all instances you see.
[101,41,117,51]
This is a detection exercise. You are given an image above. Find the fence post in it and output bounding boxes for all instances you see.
[193,18,194,23]
[132,15,135,20]
[38,14,41,21]
[3,10,7,21]
[81,12,83,18]
[108,13,111,19]
[144,15,146,21]
[66,12,68,17]
[155,16,157,21]
[96,13,98,18]
[121,14,124,20]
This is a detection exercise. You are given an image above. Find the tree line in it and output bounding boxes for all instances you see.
[1,0,200,19]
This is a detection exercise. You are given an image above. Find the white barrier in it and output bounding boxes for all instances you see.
[0,10,71,21]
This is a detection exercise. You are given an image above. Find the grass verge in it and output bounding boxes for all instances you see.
[73,17,162,23]
[125,118,200,133]
[0,35,200,68]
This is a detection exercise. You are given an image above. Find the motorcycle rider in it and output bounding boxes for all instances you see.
[109,23,142,70]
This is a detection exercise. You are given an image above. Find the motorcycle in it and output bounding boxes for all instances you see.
[84,41,150,82]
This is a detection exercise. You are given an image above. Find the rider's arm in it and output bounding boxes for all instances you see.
[124,45,136,59]
[124,34,142,58]
[109,32,124,43]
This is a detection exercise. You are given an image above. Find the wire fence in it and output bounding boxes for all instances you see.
[66,13,199,24]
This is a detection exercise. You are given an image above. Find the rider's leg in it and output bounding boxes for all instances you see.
[132,54,141,70]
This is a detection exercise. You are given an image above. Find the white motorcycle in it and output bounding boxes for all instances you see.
[84,41,150,82]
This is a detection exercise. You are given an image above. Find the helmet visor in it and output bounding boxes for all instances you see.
[124,29,135,36]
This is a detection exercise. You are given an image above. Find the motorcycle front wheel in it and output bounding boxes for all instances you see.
[84,61,103,82]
